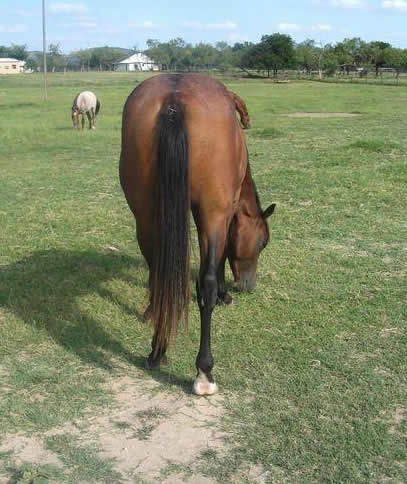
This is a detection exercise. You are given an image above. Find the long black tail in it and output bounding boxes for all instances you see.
[151,95,190,351]
[95,99,101,116]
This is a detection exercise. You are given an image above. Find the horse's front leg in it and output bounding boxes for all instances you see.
[193,229,226,396]
[81,114,85,129]
[216,249,232,305]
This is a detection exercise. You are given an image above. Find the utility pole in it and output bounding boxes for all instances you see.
[42,0,48,100]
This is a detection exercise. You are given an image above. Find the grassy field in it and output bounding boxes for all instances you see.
[0,72,406,483]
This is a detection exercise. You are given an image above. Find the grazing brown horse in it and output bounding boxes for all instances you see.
[229,90,251,129]
[119,74,275,395]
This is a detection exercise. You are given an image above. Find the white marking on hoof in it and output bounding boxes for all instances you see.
[192,370,218,396]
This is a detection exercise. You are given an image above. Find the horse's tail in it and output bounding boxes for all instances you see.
[151,95,190,352]
[95,99,101,116]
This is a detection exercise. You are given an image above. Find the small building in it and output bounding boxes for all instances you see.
[113,53,159,72]
[0,58,26,74]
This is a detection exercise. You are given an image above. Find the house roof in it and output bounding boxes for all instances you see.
[0,58,25,63]
[113,52,156,64]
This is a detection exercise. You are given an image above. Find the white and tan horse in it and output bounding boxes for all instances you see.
[72,91,100,129]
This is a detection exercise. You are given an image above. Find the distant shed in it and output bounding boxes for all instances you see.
[113,53,159,72]
[0,58,26,74]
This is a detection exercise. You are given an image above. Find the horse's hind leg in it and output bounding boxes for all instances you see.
[86,111,92,129]
[81,114,85,129]
[134,223,167,367]
[193,219,228,395]
[91,108,96,129]
[147,331,168,369]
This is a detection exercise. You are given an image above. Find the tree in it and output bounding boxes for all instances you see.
[145,38,192,70]
[48,43,65,72]
[75,49,91,71]
[192,43,217,69]
[231,42,254,69]
[7,44,28,61]
[334,37,367,72]
[214,41,234,71]
[93,47,126,70]
[366,41,392,76]
[25,53,40,72]
[385,47,407,79]
[242,33,295,77]
[145,39,171,69]
[296,39,320,74]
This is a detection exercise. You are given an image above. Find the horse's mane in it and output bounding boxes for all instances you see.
[72,93,80,110]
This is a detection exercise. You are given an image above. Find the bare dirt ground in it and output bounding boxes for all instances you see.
[284,112,362,118]
[0,370,268,483]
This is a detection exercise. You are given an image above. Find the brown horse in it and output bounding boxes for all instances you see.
[119,74,275,395]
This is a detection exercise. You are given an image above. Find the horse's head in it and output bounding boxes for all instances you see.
[228,203,275,292]
[71,108,80,128]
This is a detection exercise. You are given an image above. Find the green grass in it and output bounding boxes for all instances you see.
[0,72,406,483]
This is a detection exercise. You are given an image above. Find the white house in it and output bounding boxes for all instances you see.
[113,53,159,72]
[0,58,26,74]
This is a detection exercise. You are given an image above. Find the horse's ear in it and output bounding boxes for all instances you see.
[262,203,276,219]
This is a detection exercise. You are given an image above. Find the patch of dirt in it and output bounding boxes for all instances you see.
[89,375,227,482]
[284,112,362,118]
[379,405,407,438]
[0,370,261,483]
[380,327,403,338]
[0,366,11,396]
[0,435,62,468]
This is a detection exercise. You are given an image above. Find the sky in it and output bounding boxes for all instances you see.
[1,0,406,53]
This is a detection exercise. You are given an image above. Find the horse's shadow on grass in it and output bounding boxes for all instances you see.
[0,249,192,393]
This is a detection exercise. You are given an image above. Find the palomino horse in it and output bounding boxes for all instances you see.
[119,74,275,395]
[72,91,100,129]
[229,90,251,129]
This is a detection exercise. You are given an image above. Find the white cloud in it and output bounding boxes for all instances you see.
[182,21,237,31]
[312,23,333,31]
[207,21,237,30]
[331,0,366,7]
[130,21,157,29]
[278,23,302,31]
[50,3,88,14]
[382,0,407,11]
[0,24,27,33]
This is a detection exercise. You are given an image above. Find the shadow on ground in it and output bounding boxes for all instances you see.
[0,249,192,392]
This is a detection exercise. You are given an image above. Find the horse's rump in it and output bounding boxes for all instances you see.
[121,74,246,214]
[73,91,98,113]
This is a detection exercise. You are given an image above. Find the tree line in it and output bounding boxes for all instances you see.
[2,34,407,76]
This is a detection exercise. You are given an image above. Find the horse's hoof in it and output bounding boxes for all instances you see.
[146,355,168,370]
[192,370,217,396]
[142,304,152,323]
[217,292,232,305]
